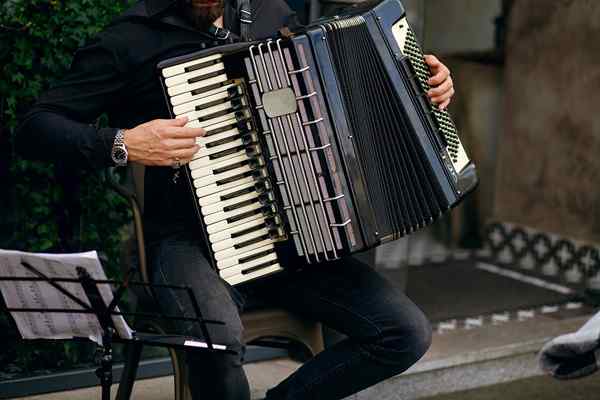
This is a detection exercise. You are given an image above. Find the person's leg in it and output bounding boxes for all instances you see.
[148,231,250,400]
[261,256,432,400]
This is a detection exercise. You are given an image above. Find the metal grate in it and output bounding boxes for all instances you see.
[404,28,462,165]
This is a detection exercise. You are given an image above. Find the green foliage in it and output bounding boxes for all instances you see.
[0,0,135,375]
[1,0,133,260]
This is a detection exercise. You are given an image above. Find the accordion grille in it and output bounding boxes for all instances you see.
[404,28,462,165]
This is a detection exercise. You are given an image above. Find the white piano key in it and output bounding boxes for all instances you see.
[224,264,282,286]
[212,226,270,253]
[188,110,250,130]
[219,253,279,277]
[204,117,248,134]
[193,164,253,188]
[162,53,222,78]
[167,74,228,97]
[173,85,242,115]
[206,211,263,235]
[188,143,247,169]
[209,217,267,243]
[198,181,256,206]
[216,240,277,264]
[164,62,225,88]
[190,152,249,180]
[203,191,259,217]
[182,99,247,126]
[196,127,242,149]
[195,175,256,198]
[191,137,244,161]
[204,202,262,226]
[216,244,275,269]
[170,81,237,107]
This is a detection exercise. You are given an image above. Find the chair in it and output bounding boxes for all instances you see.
[109,164,324,400]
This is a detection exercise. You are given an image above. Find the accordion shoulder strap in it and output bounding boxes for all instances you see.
[237,0,252,41]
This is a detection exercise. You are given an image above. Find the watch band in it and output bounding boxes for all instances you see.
[111,129,128,167]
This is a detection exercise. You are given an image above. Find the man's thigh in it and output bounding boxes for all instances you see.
[260,256,427,340]
[147,232,245,349]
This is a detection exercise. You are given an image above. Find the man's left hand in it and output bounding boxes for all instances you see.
[424,55,454,110]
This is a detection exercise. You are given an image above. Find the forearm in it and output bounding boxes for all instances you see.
[16,108,117,169]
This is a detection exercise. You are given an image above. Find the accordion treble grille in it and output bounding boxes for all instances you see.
[404,29,463,167]
[244,40,352,263]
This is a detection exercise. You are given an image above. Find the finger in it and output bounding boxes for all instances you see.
[172,146,201,162]
[431,88,455,105]
[427,77,452,98]
[166,126,207,138]
[428,67,449,86]
[161,116,189,127]
[163,138,198,150]
[424,54,440,67]
[439,98,451,111]
[158,146,200,167]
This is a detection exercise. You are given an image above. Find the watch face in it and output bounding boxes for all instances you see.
[112,147,127,164]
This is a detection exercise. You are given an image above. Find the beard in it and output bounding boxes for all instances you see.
[179,0,225,30]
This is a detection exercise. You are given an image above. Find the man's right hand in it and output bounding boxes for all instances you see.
[123,117,205,167]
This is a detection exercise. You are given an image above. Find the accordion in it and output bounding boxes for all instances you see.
[157,0,478,286]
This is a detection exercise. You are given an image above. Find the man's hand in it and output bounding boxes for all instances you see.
[424,54,454,111]
[123,117,205,167]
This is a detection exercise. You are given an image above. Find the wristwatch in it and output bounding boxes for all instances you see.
[111,129,128,167]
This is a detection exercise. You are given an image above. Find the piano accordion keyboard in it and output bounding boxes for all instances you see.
[161,53,286,286]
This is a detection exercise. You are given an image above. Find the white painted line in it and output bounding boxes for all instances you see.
[184,340,227,350]
[566,302,583,310]
[541,305,560,314]
[476,262,574,295]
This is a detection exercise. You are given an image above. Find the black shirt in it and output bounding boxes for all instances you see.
[17,0,298,241]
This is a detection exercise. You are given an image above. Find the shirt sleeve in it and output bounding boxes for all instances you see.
[16,34,128,169]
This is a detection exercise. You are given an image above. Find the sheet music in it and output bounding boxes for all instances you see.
[0,249,133,345]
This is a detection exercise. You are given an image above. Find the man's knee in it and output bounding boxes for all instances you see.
[366,305,432,367]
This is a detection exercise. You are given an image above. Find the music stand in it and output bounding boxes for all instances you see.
[0,250,233,400]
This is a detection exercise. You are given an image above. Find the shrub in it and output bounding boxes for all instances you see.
[0,0,134,377]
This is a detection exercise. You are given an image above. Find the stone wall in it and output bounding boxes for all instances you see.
[493,0,600,243]
[446,57,504,241]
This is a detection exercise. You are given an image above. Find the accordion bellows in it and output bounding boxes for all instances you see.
[157,0,478,285]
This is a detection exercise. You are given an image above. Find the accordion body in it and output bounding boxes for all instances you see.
[157,0,478,285]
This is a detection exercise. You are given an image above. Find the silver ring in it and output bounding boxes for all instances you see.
[172,157,181,169]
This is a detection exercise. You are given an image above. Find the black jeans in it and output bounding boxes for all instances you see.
[148,231,432,400]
